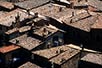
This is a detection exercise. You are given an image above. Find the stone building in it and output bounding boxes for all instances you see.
[32,44,80,68]
[80,52,102,68]
[0,44,31,68]
[9,21,64,51]
[0,8,29,33]
[61,10,102,48]
[0,8,30,45]
[90,14,102,51]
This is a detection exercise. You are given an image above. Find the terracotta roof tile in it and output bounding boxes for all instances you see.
[18,62,41,68]
[0,45,20,53]
[14,0,50,10]
[88,0,102,11]
[63,12,98,32]
[0,1,14,10]
[0,8,29,27]
[33,44,80,64]
[91,15,102,29]
[81,53,102,65]
[9,34,41,50]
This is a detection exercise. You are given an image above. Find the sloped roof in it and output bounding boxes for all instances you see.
[0,44,20,53]
[0,1,14,10]
[62,12,98,32]
[30,3,74,20]
[18,62,41,68]
[33,44,80,65]
[9,34,41,50]
[0,8,29,27]
[14,0,50,10]
[81,53,102,65]
[73,0,88,7]
[88,0,102,11]
[91,14,102,29]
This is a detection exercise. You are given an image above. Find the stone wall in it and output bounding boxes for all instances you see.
[61,54,80,68]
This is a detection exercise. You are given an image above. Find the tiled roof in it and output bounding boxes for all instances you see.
[0,8,29,27]
[33,44,80,64]
[50,48,79,65]
[30,3,74,20]
[33,25,58,38]
[9,34,41,50]
[0,1,14,9]
[73,0,88,6]
[62,12,98,32]
[18,62,41,68]
[0,44,20,53]
[81,53,102,65]
[88,0,102,11]
[91,14,102,29]
[14,0,50,10]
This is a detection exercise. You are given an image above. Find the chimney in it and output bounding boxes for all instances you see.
[59,7,62,12]
[72,11,74,17]
[70,19,73,23]
[70,2,74,9]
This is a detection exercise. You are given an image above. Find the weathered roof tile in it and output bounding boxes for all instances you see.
[14,0,50,10]
[0,44,20,53]
[0,1,14,10]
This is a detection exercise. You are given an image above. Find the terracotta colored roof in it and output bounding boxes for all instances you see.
[0,45,20,53]
[18,62,41,68]
[30,3,74,20]
[9,34,41,50]
[34,25,58,38]
[91,15,102,29]
[14,0,50,10]
[33,44,80,64]
[0,1,14,9]
[81,53,102,65]
[88,0,102,11]
[0,8,29,27]
[0,11,7,16]
[33,45,72,59]
[62,12,98,32]
[50,48,79,65]
[73,0,88,7]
